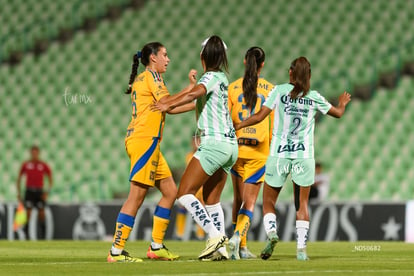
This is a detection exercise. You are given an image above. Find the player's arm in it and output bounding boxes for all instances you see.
[154,84,207,113]
[157,69,197,106]
[167,102,196,114]
[235,106,272,130]
[327,92,351,118]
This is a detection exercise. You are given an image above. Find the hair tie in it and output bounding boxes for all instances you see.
[137,51,142,58]
[200,36,228,53]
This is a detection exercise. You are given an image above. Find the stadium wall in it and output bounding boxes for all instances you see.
[0,202,412,242]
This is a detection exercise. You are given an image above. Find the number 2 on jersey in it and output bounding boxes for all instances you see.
[291,117,301,135]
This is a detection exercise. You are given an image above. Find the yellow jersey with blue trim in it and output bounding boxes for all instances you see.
[228,77,274,159]
[126,69,170,141]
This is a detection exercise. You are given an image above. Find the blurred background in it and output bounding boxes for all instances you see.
[1,0,414,204]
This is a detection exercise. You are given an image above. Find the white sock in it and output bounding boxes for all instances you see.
[205,203,227,255]
[151,242,163,249]
[263,213,277,235]
[111,246,122,255]
[178,194,220,238]
[205,203,225,235]
[296,220,309,249]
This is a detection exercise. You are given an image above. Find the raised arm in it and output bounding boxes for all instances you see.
[235,106,272,130]
[158,69,197,106]
[327,92,351,118]
[154,84,207,113]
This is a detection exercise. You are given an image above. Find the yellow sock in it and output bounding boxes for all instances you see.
[235,214,251,238]
[152,206,171,244]
[235,209,253,247]
[112,222,132,251]
[240,231,247,247]
[175,212,186,239]
[152,216,169,244]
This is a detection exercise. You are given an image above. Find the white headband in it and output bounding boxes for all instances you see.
[201,36,228,53]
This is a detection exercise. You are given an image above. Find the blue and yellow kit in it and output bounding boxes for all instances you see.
[125,69,172,186]
[228,77,274,183]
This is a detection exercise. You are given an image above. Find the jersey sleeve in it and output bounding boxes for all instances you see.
[197,72,216,95]
[44,163,52,176]
[313,91,332,114]
[148,74,170,101]
[18,163,26,176]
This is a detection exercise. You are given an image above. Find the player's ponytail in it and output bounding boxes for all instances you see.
[242,47,265,110]
[125,42,164,94]
[289,56,311,99]
[125,53,140,94]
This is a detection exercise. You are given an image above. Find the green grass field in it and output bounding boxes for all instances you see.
[0,241,413,275]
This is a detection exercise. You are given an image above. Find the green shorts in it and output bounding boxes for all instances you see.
[194,140,238,176]
[264,157,315,188]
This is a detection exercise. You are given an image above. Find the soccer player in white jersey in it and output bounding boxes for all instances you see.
[153,36,238,260]
[235,57,351,260]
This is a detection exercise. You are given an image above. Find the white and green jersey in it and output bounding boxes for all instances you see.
[196,71,236,143]
[264,83,332,158]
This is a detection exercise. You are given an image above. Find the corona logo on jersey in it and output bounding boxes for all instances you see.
[280,95,313,106]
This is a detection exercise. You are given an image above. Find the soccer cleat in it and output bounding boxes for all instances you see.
[200,247,229,261]
[240,246,257,259]
[147,245,179,261]
[198,234,228,259]
[228,233,241,260]
[260,231,279,260]
[107,250,143,263]
[297,248,309,261]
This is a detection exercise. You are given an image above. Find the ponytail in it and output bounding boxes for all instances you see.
[289,57,311,99]
[125,42,164,94]
[242,47,265,110]
[125,52,140,94]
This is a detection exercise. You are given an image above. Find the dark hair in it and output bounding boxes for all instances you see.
[289,56,311,99]
[200,35,228,73]
[125,42,164,94]
[242,47,265,110]
[31,145,39,151]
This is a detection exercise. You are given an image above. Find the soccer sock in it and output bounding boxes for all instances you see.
[111,213,135,255]
[178,194,220,238]
[263,213,277,236]
[175,206,187,239]
[296,220,309,249]
[151,205,171,249]
[205,203,225,234]
[206,203,227,255]
[196,225,206,240]
[235,209,253,248]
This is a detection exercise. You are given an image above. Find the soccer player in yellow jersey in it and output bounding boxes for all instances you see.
[107,42,197,262]
[227,47,274,260]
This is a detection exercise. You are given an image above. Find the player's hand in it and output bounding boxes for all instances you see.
[188,69,197,85]
[151,100,171,113]
[234,123,241,131]
[338,91,351,106]
[42,192,48,201]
